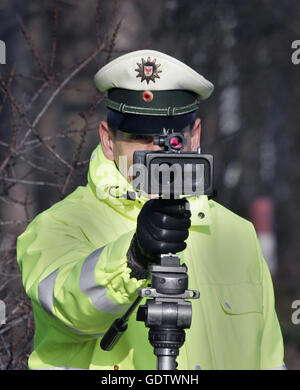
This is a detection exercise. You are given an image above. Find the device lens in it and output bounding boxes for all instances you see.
[170,136,182,150]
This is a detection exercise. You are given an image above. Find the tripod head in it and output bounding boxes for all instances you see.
[137,253,199,370]
[100,252,200,370]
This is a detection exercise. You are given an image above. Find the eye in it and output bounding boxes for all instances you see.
[131,135,153,143]
[135,134,153,144]
[119,133,154,143]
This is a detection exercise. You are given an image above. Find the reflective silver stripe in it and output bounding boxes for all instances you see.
[269,364,287,370]
[38,269,59,316]
[38,267,104,337]
[80,248,131,315]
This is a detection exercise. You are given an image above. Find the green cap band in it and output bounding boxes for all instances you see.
[106,88,199,116]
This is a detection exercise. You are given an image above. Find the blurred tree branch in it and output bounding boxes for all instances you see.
[0,0,122,369]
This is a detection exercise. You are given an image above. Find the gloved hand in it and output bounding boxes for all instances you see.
[129,198,191,270]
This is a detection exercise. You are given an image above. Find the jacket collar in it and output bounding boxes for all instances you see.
[87,143,211,226]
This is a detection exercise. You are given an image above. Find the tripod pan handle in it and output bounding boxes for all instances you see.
[100,318,127,351]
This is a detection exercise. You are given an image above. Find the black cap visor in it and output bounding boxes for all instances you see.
[107,109,196,134]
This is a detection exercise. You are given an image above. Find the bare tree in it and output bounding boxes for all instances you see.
[0,0,122,369]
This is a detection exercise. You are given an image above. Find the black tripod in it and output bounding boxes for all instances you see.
[100,253,200,370]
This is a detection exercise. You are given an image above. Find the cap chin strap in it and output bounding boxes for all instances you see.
[105,97,199,116]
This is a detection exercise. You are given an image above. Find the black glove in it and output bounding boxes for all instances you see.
[128,198,191,272]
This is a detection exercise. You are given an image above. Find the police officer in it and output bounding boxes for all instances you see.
[17,50,285,370]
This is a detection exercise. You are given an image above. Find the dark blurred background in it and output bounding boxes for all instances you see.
[0,0,300,369]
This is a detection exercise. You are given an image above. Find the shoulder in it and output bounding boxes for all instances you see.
[18,184,124,250]
[39,184,105,221]
[209,199,255,234]
[18,186,95,242]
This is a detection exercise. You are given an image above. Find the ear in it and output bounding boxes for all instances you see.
[191,117,202,151]
[99,121,114,160]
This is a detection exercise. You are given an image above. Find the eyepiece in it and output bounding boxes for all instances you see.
[153,133,186,151]
[153,135,166,147]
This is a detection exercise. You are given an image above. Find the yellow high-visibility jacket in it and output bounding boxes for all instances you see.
[16,143,285,370]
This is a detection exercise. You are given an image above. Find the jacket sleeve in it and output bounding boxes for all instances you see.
[16,211,148,338]
[258,239,286,370]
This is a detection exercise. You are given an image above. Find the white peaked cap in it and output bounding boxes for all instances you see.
[94,49,214,99]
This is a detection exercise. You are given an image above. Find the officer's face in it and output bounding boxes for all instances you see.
[99,118,201,182]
